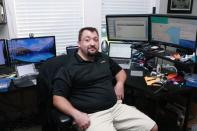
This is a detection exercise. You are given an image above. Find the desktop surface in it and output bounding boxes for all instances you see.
[125,63,191,96]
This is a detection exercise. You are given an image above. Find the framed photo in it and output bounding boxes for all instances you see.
[0,0,7,23]
[167,0,193,13]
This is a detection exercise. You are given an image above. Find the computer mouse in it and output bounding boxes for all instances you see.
[151,46,159,49]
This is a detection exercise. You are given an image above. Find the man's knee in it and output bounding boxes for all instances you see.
[150,124,158,131]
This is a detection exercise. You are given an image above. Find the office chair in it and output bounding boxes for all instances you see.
[37,54,76,131]
[66,46,78,55]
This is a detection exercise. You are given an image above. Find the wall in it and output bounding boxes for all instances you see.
[0,24,9,38]
[84,0,102,37]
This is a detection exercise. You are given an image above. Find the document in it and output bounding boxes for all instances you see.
[16,64,37,77]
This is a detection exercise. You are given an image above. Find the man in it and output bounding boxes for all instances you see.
[52,27,158,131]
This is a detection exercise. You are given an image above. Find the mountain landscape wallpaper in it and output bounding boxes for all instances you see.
[8,37,56,63]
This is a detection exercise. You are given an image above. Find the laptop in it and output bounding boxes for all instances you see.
[109,42,131,69]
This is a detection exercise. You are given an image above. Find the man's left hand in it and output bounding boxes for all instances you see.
[114,82,124,100]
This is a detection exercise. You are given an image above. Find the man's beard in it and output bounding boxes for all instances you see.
[87,46,98,57]
[87,50,98,57]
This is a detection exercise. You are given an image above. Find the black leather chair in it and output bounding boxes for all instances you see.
[37,55,76,131]
[66,46,78,55]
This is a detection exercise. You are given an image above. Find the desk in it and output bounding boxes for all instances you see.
[125,68,192,131]
[0,62,192,130]
[0,85,39,129]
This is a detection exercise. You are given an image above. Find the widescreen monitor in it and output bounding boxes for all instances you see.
[0,39,7,66]
[151,15,197,50]
[106,14,149,42]
[7,36,56,65]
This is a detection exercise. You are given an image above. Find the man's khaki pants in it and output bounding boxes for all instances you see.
[86,100,156,131]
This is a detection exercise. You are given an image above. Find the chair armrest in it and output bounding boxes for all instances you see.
[51,109,73,126]
[59,114,73,124]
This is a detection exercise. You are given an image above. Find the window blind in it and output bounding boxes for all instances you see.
[14,0,84,55]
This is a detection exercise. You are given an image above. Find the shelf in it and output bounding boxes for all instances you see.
[134,47,196,67]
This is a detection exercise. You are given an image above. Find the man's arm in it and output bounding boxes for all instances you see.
[53,95,90,130]
[114,69,127,100]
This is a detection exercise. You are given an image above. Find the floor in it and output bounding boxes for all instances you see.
[2,126,41,131]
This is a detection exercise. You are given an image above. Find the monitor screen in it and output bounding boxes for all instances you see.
[7,36,56,65]
[106,15,149,42]
[0,39,7,66]
[109,42,131,58]
[151,15,197,49]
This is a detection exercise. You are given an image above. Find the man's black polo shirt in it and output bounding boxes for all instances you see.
[52,52,122,113]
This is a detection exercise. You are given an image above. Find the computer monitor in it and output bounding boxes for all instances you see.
[106,14,149,42]
[0,39,8,66]
[7,36,56,65]
[109,42,131,58]
[151,15,197,50]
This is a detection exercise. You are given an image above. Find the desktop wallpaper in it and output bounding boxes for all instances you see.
[8,37,55,63]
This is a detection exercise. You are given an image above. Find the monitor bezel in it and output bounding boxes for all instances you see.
[0,39,9,67]
[106,14,150,42]
[7,36,56,66]
[150,14,197,51]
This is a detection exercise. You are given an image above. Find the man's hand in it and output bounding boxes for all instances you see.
[114,82,124,100]
[73,110,90,131]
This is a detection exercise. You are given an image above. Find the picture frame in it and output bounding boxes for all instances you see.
[167,0,193,14]
[0,0,7,24]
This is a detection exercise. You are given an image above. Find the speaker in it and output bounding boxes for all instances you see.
[101,40,109,55]
[152,7,156,14]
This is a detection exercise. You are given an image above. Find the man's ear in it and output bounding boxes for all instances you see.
[77,41,81,47]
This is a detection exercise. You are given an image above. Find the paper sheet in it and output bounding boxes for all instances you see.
[16,64,37,77]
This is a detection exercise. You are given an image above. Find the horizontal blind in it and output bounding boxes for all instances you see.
[102,0,156,28]
[14,0,83,55]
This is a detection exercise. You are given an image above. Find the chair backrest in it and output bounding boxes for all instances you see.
[37,54,69,124]
[66,46,78,55]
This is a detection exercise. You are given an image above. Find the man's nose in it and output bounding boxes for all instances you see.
[90,39,96,45]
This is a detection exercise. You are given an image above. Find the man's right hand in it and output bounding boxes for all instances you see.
[73,110,90,131]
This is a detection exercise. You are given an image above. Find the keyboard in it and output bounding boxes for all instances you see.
[112,58,131,69]
[113,58,130,64]
[0,67,15,76]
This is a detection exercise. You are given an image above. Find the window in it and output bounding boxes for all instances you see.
[14,0,83,55]
[10,0,158,54]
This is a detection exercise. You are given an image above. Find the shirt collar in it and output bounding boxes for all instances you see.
[74,52,101,63]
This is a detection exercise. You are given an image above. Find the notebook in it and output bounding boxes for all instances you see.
[109,42,131,69]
